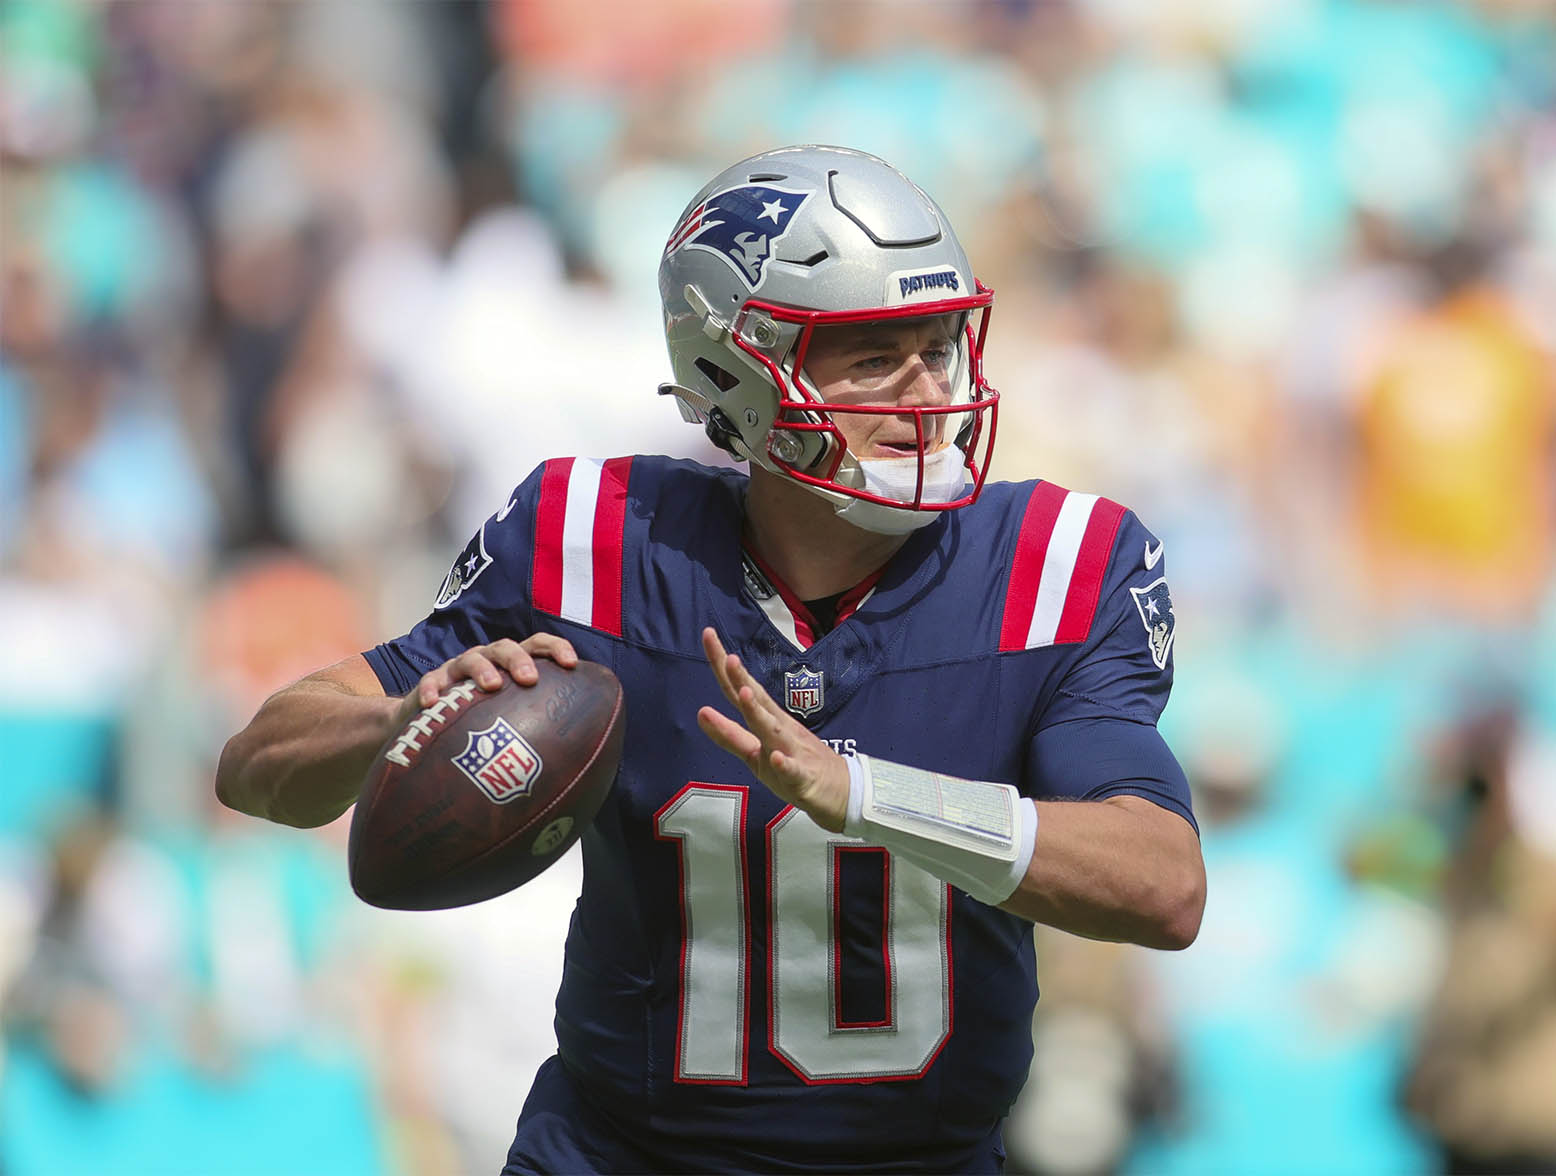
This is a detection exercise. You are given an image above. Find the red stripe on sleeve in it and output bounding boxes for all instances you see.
[590,456,633,636]
[531,457,574,617]
[1053,498,1126,644]
[998,482,1068,652]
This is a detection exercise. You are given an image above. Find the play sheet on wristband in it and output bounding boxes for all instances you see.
[868,760,1016,847]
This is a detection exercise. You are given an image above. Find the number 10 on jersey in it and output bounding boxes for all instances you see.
[654,783,953,1084]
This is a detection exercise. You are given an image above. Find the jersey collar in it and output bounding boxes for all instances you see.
[739,546,888,652]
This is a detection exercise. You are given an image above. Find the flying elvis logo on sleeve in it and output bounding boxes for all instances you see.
[436,527,494,609]
[1129,578,1175,670]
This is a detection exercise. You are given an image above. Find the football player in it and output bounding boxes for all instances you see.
[218,145,1205,1173]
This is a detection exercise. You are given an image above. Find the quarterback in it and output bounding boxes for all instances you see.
[218,146,1205,1173]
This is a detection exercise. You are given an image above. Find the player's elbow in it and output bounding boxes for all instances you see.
[215,719,300,825]
[1152,856,1206,951]
[215,727,267,820]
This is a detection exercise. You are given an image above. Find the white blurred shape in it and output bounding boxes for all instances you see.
[77,837,191,1017]
[338,235,449,392]
[210,128,315,246]
[274,387,407,559]
[287,0,437,117]
[0,55,95,159]
[589,162,702,306]
[1089,0,1303,46]
[398,205,706,529]
[1010,1010,1133,1176]
[1508,726,1556,859]
[1322,886,1444,1032]
[0,838,46,1003]
[208,856,304,1044]
[0,578,157,711]
[1178,245,1301,359]
[1341,98,1463,241]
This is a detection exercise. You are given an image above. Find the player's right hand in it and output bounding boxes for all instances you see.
[401,635,580,720]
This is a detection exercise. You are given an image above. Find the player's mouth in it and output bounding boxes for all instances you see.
[874,438,943,457]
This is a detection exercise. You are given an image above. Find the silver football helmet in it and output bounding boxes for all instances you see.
[658,145,999,534]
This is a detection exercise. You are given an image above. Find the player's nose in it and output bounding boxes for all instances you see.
[897,359,952,409]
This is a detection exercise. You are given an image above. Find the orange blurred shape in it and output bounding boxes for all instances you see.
[199,553,371,720]
[1358,287,1553,620]
[494,0,786,87]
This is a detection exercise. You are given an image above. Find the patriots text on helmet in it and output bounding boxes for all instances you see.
[899,270,961,298]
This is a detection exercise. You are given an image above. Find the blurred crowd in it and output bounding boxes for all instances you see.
[2,1,1555,1173]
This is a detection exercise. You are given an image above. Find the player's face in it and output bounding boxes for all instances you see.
[801,314,960,460]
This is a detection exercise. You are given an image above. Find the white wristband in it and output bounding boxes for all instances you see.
[843,753,1037,907]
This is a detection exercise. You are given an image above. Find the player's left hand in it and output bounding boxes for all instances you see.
[697,627,849,833]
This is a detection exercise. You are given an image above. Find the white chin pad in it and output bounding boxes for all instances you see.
[830,445,970,534]
[855,445,967,505]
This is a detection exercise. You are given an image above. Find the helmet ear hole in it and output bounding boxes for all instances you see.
[693,357,740,393]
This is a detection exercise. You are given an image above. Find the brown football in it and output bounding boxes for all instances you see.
[348,659,625,910]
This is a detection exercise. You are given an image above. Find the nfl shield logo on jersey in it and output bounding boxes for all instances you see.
[784,666,825,719]
[452,718,544,804]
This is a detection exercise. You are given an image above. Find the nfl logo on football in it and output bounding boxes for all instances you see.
[453,718,544,804]
[784,666,824,719]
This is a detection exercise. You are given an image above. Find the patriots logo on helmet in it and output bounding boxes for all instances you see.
[665,184,811,291]
[1129,578,1176,670]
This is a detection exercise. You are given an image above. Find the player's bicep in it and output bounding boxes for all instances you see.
[301,653,389,698]
[1024,511,1195,830]
[1027,716,1196,833]
[1044,511,1176,725]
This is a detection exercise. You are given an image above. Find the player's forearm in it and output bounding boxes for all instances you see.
[216,682,403,829]
[1000,796,1204,950]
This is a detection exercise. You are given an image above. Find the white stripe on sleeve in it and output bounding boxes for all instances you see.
[1025,492,1097,649]
[559,457,604,626]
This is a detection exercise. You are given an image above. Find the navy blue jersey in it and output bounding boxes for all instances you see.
[365,456,1194,1172]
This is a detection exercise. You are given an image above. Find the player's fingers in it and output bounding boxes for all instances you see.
[735,684,791,746]
[704,631,786,724]
[417,661,474,704]
[769,748,843,828]
[702,628,742,707]
[770,747,803,782]
[395,690,425,726]
[485,638,539,686]
[446,649,505,692]
[414,670,444,708]
[519,633,579,668]
[725,653,787,722]
[697,705,764,767]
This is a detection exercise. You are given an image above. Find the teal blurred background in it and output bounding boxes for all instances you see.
[3,1,1555,1173]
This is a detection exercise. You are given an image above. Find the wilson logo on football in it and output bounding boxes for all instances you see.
[452,718,545,804]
